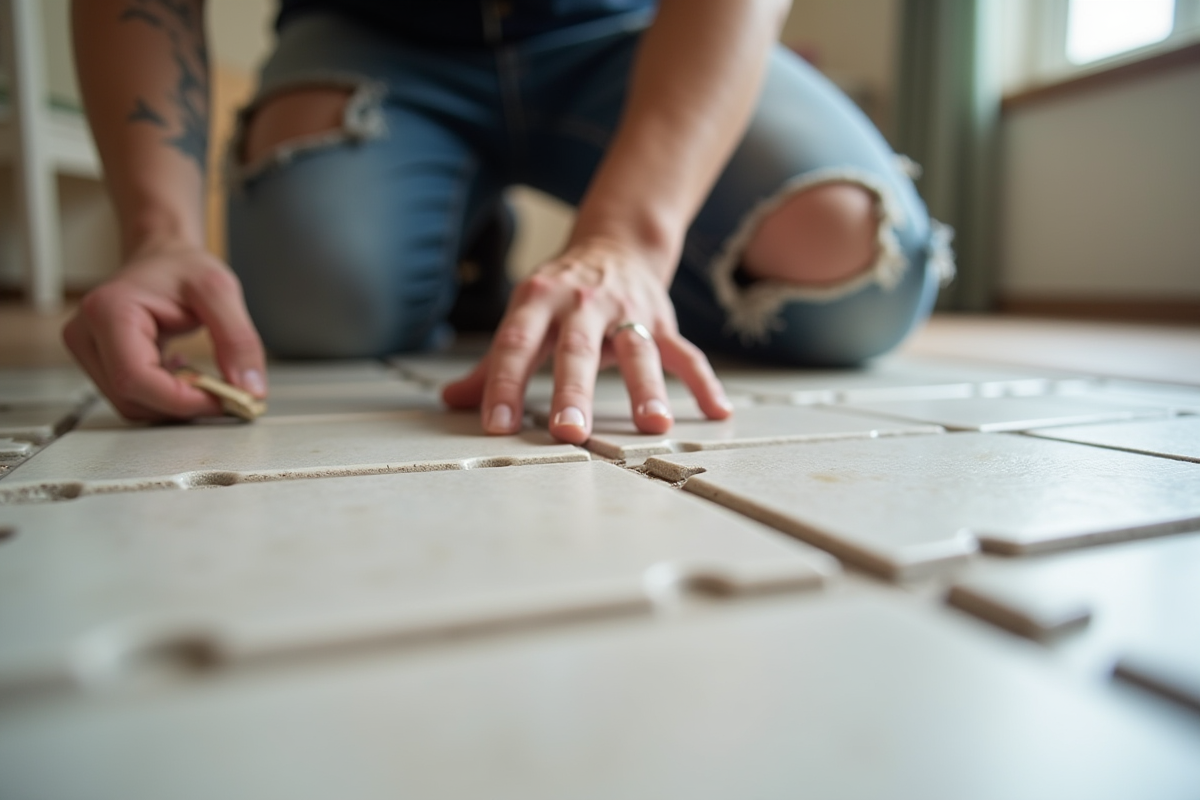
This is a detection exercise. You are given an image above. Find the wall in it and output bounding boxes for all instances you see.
[999,62,1200,303]
[1,0,276,290]
[40,0,275,105]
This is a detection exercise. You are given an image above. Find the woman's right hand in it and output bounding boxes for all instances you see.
[63,240,268,421]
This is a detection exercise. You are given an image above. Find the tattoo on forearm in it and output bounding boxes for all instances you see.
[127,97,167,127]
[121,0,209,174]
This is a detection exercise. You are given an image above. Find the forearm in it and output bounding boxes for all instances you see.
[72,0,210,256]
[571,0,791,280]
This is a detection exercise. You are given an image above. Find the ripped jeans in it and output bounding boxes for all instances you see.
[227,10,952,365]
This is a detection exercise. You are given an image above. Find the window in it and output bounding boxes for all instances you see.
[1066,0,1176,64]
[1002,0,1200,93]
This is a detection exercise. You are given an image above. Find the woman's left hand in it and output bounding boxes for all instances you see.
[442,236,733,444]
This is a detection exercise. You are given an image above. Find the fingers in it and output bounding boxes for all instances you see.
[548,296,608,444]
[480,296,555,435]
[658,332,734,420]
[185,268,268,399]
[442,245,731,443]
[63,315,158,421]
[612,323,673,435]
[66,292,220,420]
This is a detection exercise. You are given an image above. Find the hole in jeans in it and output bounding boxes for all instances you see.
[239,86,355,167]
[742,181,880,287]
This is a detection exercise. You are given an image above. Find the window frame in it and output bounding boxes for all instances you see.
[1004,0,1200,95]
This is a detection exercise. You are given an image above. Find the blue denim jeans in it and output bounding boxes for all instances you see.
[227,9,951,365]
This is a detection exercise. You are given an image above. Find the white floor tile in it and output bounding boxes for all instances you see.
[841,395,1168,432]
[79,382,440,430]
[2,595,1197,800]
[713,356,1093,405]
[0,461,835,691]
[644,433,1200,577]
[896,356,1098,396]
[1028,416,1200,463]
[0,403,84,444]
[715,362,970,405]
[0,411,587,502]
[0,438,34,460]
[533,400,943,460]
[1087,380,1200,413]
[949,532,1200,649]
[1116,643,1200,715]
[0,367,94,405]
[263,360,396,386]
[391,354,710,406]
[388,354,498,388]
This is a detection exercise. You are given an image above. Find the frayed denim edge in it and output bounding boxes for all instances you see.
[707,166,955,345]
[226,73,389,191]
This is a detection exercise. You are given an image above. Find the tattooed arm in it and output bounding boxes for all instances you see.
[65,0,266,420]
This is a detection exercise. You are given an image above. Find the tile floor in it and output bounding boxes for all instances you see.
[1,310,1200,798]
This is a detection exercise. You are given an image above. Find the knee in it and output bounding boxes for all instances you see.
[742,182,879,287]
[235,236,438,360]
[256,304,404,360]
[229,84,447,358]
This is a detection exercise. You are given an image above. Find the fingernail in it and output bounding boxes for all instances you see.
[241,369,267,398]
[488,403,514,432]
[553,406,586,429]
[638,398,672,420]
[716,394,734,412]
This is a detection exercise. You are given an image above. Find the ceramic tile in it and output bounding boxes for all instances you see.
[531,399,942,460]
[1090,379,1200,413]
[390,354,725,413]
[840,395,1169,432]
[947,574,1092,641]
[264,376,430,400]
[393,354,710,402]
[190,361,419,399]
[263,360,396,386]
[0,402,84,444]
[0,461,835,691]
[1027,416,1200,464]
[0,367,95,405]
[388,354,501,389]
[531,372,705,404]
[713,356,1092,405]
[715,362,969,405]
[644,433,1200,577]
[1116,643,1200,715]
[948,532,1200,649]
[951,364,1097,394]
[78,381,440,430]
[866,356,1098,398]
[258,384,440,419]
[0,411,587,502]
[2,595,1198,800]
[0,437,34,460]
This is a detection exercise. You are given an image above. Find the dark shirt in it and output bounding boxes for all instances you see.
[277,0,657,45]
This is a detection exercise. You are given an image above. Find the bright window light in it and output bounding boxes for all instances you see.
[1067,0,1176,64]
